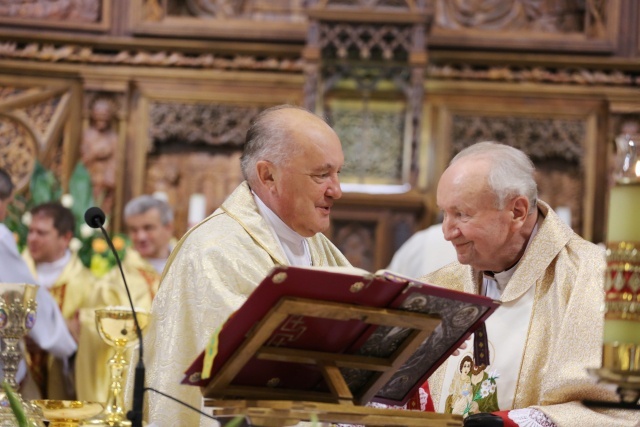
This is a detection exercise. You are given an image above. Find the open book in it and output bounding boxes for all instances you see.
[183,265,500,406]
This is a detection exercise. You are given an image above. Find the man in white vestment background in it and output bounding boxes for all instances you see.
[0,168,77,398]
[422,142,636,427]
[139,105,351,426]
[387,221,457,279]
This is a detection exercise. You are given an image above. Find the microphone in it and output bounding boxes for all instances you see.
[85,207,145,427]
[84,206,106,229]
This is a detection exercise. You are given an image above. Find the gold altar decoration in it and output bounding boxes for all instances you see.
[82,308,149,427]
[0,283,45,427]
[31,400,103,427]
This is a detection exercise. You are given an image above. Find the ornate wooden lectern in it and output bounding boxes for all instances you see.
[183,266,500,426]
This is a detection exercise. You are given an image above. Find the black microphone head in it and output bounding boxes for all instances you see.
[85,207,106,229]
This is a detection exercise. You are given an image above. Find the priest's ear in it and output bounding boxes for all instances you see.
[509,195,530,231]
[256,160,278,190]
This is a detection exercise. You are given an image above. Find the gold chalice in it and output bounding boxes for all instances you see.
[82,308,149,427]
[31,400,103,427]
[0,283,45,427]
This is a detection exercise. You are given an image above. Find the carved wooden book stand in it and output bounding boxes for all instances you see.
[201,297,462,427]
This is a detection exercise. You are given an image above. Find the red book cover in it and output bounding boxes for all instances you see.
[183,266,407,390]
[183,267,499,407]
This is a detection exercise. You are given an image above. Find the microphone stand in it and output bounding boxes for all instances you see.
[86,208,145,427]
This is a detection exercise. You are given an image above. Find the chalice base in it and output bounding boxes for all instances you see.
[31,400,104,427]
[0,394,46,427]
[80,411,131,427]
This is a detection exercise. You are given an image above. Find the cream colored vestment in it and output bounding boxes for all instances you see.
[423,201,637,427]
[140,182,350,427]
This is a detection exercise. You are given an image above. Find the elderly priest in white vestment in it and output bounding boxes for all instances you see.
[422,142,637,427]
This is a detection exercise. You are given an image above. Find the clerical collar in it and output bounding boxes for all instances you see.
[484,256,520,278]
[35,249,71,289]
[252,192,312,267]
[483,263,517,298]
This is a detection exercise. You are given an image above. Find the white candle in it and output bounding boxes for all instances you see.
[606,183,640,242]
[188,193,206,228]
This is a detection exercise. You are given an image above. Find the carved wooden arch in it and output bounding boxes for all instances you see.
[0,80,80,192]
[0,112,38,191]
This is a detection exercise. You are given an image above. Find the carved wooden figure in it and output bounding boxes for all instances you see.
[81,97,118,216]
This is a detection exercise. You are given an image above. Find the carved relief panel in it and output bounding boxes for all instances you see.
[0,77,80,192]
[0,113,38,191]
[328,192,425,271]
[326,97,409,186]
[431,0,619,53]
[132,0,307,40]
[0,0,111,31]
[145,151,244,237]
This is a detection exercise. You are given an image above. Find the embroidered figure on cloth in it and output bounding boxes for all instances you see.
[445,354,499,418]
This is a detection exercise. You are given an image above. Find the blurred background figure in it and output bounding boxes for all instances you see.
[0,168,77,400]
[22,202,96,400]
[76,194,174,402]
[387,221,458,279]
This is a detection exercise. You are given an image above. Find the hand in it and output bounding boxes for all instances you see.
[452,337,472,356]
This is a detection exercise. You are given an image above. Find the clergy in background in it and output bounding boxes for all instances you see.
[23,202,95,400]
[76,195,174,402]
[0,169,77,400]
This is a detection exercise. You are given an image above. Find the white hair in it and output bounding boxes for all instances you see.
[124,195,174,224]
[451,141,538,212]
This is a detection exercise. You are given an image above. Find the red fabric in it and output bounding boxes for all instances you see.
[493,410,518,427]
[404,380,435,412]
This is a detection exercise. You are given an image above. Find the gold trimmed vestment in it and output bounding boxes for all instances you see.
[423,201,637,426]
[137,182,350,427]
